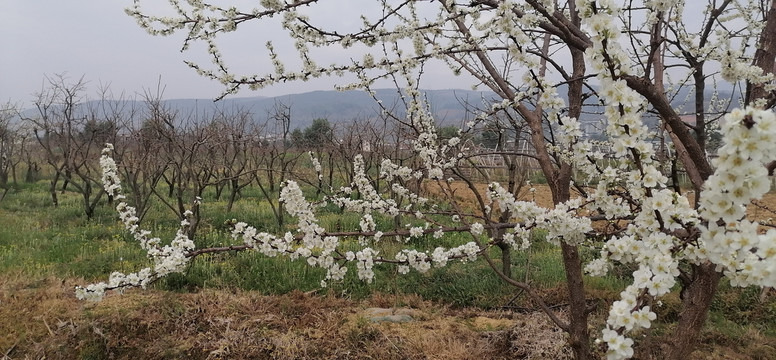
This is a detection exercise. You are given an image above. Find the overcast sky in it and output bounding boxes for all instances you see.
[1,1,719,106]
[2,1,224,103]
[0,1,483,106]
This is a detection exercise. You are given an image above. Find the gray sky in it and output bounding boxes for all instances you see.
[1,1,229,103]
[0,1,480,105]
[0,1,717,106]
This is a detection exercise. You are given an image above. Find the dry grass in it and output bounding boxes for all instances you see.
[2,275,775,359]
[422,181,556,216]
[431,181,776,217]
[0,275,574,360]
[4,181,776,359]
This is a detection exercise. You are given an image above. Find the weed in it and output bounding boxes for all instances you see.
[2,182,776,359]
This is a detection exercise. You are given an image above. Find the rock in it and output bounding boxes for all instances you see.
[470,316,515,331]
[369,314,415,323]
[364,307,393,317]
[362,307,422,323]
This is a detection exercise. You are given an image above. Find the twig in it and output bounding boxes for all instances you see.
[42,317,55,337]
[2,340,18,359]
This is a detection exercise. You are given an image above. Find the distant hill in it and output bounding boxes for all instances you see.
[16,86,740,135]
[17,89,498,131]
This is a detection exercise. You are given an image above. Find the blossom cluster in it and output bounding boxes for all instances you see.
[697,108,776,288]
[76,144,196,301]
[93,2,776,359]
[332,154,401,216]
[229,181,349,287]
[309,152,323,181]
[395,241,480,275]
[574,2,689,358]
[487,183,592,247]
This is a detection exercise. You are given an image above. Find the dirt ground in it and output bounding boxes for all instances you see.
[428,181,776,226]
[4,184,776,359]
[0,275,575,360]
[2,275,774,360]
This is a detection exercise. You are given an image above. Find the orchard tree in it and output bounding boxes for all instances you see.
[26,75,120,218]
[0,102,22,188]
[209,107,260,212]
[291,118,336,195]
[0,102,28,202]
[80,1,776,359]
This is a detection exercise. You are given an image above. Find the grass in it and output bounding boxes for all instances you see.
[0,275,535,359]
[2,179,776,358]
[0,179,597,311]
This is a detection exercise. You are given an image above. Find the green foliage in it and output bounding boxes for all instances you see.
[291,118,333,148]
[529,171,548,184]
[477,127,501,149]
[0,174,774,351]
[706,129,724,154]
[436,125,459,141]
[79,118,117,144]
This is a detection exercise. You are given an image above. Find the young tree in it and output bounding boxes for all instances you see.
[0,102,27,202]
[80,1,776,359]
[0,102,21,188]
[210,107,260,212]
[26,75,119,218]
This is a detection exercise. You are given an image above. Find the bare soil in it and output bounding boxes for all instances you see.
[0,275,576,360]
[428,181,776,226]
[2,275,774,359]
[4,184,776,359]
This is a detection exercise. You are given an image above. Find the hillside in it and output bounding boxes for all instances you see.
[17,89,497,131]
[15,86,740,135]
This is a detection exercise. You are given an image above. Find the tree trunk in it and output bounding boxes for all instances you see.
[215,181,224,201]
[498,242,511,279]
[560,22,591,359]
[25,163,38,183]
[166,173,175,198]
[61,171,70,192]
[50,172,60,207]
[747,0,776,107]
[83,184,94,219]
[226,179,239,212]
[664,263,721,359]
[10,163,17,185]
[561,242,591,360]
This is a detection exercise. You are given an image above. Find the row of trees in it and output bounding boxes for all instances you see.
[7,75,529,230]
[1,78,318,221]
[86,1,776,359]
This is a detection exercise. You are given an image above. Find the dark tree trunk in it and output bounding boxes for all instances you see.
[25,163,39,183]
[215,181,225,201]
[226,179,239,212]
[747,0,776,107]
[559,26,591,360]
[664,263,722,359]
[10,164,17,185]
[561,242,590,360]
[83,184,94,219]
[61,170,70,192]
[498,242,511,279]
[50,172,60,207]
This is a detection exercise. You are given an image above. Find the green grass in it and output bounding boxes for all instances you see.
[0,190,145,279]
[1,174,775,346]
[0,180,565,309]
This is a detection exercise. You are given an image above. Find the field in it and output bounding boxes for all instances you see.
[1,180,776,359]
